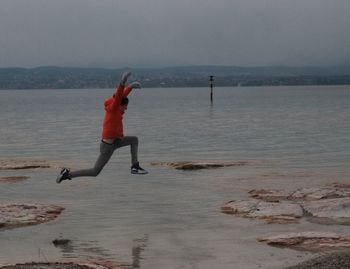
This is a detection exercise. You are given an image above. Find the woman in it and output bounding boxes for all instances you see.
[56,71,148,184]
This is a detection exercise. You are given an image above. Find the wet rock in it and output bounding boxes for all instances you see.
[258,232,350,252]
[0,176,30,183]
[227,186,350,225]
[52,239,72,247]
[221,200,303,224]
[248,189,291,202]
[249,185,350,202]
[303,198,350,225]
[151,161,250,170]
[0,160,51,170]
[0,204,64,229]
[331,183,350,189]
[292,186,350,201]
[85,258,129,269]
[0,262,111,269]
[285,250,350,269]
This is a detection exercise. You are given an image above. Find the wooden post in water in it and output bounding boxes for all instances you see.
[209,75,214,102]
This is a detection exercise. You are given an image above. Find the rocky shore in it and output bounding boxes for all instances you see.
[0,160,51,170]
[258,232,350,252]
[222,183,350,226]
[222,182,350,267]
[150,160,258,170]
[284,251,350,269]
[2,158,350,268]
[0,263,102,269]
[0,159,131,268]
[0,258,130,269]
[0,176,30,183]
[0,203,64,229]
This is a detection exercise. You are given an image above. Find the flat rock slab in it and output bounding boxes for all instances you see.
[249,184,350,202]
[243,185,350,225]
[52,239,72,247]
[151,161,251,170]
[0,204,64,229]
[221,200,303,224]
[303,198,350,225]
[285,251,350,269]
[248,189,291,202]
[0,160,51,170]
[0,176,30,183]
[0,260,129,269]
[292,185,350,201]
[0,263,96,269]
[0,263,110,269]
[258,232,350,252]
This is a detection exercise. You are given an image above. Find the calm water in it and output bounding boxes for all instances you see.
[1,86,350,268]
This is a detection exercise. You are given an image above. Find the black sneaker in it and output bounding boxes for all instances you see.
[56,168,72,183]
[131,162,148,175]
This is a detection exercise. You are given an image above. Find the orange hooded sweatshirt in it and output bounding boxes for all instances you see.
[102,84,132,139]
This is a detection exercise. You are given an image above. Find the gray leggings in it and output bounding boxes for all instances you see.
[69,136,138,178]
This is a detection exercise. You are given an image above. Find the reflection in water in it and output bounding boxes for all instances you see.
[53,237,113,259]
[52,238,74,255]
[132,235,148,268]
[53,235,149,268]
[3,87,350,269]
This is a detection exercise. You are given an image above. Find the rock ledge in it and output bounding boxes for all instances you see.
[0,203,64,229]
[151,161,251,170]
[0,160,51,170]
[258,232,350,252]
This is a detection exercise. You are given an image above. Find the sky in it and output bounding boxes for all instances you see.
[1,0,350,68]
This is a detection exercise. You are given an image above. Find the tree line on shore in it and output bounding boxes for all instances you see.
[1,65,350,89]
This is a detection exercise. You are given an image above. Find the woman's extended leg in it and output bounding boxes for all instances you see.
[69,141,115,178]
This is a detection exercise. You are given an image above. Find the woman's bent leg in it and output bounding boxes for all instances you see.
[115,136,139,165]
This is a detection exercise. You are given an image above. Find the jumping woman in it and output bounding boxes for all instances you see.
[56,71,148,184]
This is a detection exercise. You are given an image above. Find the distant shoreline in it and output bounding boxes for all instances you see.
[1,79,350,90]
[1,65,350,89]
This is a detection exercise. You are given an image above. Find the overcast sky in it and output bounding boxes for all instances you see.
[1,0,350,68]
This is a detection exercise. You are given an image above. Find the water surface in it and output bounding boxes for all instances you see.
[1,86,350,268]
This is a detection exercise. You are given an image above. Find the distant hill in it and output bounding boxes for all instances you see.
[1,65,350,89]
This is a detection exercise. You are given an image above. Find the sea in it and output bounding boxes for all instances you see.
[0,85,350,269]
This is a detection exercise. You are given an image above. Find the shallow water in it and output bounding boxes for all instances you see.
[1,86,350,268]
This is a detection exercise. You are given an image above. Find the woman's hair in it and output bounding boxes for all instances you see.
[121,97,129,106]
